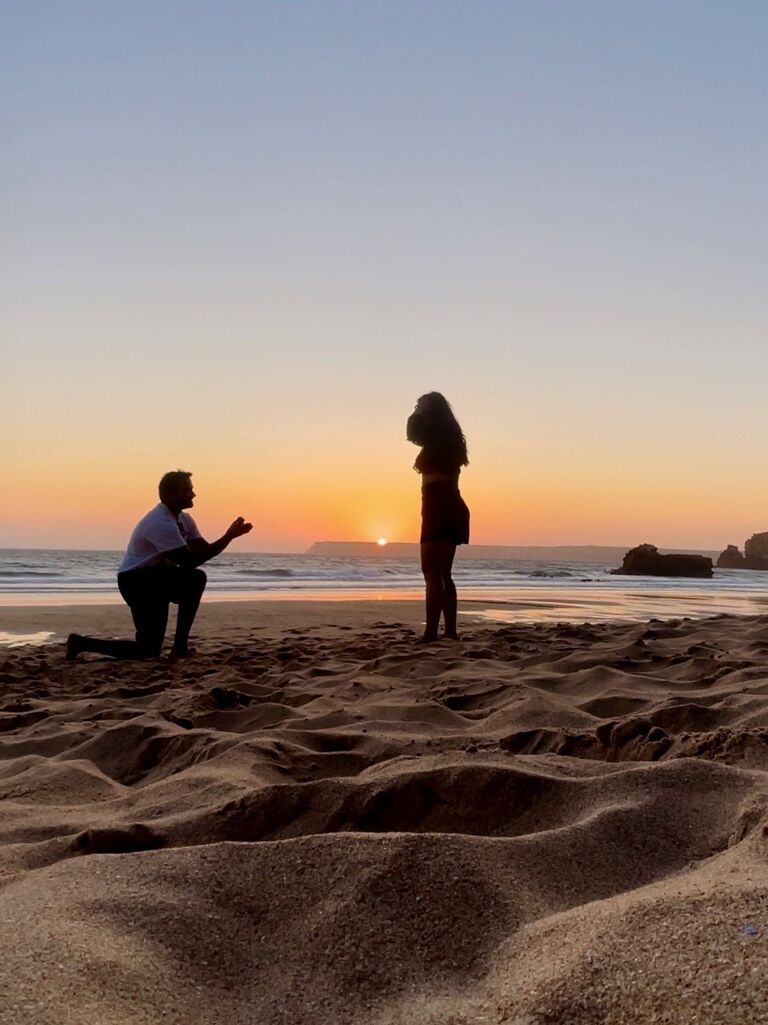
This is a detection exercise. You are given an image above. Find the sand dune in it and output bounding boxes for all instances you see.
[2,607,768,1022]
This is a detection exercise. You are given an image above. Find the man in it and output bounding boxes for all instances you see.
[66,470,252,660]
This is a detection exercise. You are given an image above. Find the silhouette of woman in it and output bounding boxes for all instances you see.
[407,393,470,642]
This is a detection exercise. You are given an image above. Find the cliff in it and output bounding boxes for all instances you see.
[715,533,768,570]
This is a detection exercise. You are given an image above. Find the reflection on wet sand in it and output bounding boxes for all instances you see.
[462,585,768,624]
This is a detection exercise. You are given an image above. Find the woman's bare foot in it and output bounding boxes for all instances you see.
[65,633,84,661]
[443,631,460,641]
[417,633,439,645]
[169,645,195,660]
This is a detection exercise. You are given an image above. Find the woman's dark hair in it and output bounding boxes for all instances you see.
[406,392,468,471]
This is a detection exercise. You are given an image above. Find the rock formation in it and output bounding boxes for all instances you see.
[612,544,713,579]
[715,534,768,570]
[716,545,746,569]
[744,533,768,570]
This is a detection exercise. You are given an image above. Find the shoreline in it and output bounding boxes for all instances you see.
[2,586,768,648]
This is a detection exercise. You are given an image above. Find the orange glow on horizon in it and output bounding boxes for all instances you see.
[4,432,768,552]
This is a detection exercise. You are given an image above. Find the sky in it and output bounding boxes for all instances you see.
[2,1,767,551]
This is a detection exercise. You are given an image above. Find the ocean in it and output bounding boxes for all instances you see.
[1,548,767,625]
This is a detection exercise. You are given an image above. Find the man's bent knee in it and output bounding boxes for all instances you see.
[177,567,206,589]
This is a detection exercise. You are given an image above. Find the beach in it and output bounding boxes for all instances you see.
[6,0,765,1016]
[1,598,768,1023]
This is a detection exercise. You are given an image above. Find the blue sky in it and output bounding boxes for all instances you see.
[2,1,767,548]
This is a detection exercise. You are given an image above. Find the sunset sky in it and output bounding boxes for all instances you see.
[3,1,767,552]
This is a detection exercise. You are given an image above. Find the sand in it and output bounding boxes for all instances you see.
[1,599,768,1023]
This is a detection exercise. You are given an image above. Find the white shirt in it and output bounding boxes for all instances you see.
[118,503,202,574]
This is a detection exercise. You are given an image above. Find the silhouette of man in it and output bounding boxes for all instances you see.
[66,470,252,660]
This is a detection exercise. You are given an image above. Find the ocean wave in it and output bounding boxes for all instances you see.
[0,570,64,578]
[234,568,294,578]
[1,550,764,600]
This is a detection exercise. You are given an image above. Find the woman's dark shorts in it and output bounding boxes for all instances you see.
[420,481,470,545]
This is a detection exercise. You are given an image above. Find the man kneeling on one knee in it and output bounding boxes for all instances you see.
[66,470,252,660]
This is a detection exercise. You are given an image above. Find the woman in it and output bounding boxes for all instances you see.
[406,392,470,642]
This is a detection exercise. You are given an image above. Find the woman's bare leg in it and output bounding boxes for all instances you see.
[420,543,444,641]
[420,542,458,642]
[441,544,459,639]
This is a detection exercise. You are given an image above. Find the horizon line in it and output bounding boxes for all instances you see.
[0,541,727,555]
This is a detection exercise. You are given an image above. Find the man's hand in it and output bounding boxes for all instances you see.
[226,517,253,540]
[179,517,253,567]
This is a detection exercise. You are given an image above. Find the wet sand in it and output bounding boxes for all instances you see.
[1,600,768,1023]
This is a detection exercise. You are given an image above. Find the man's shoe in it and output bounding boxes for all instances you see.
[65,634,84,661]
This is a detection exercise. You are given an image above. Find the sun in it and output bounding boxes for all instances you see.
[377,537,388,546]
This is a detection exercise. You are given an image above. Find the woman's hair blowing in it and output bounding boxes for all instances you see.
[406,392,468,471]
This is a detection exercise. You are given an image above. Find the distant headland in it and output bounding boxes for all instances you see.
[306,542,720,563]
